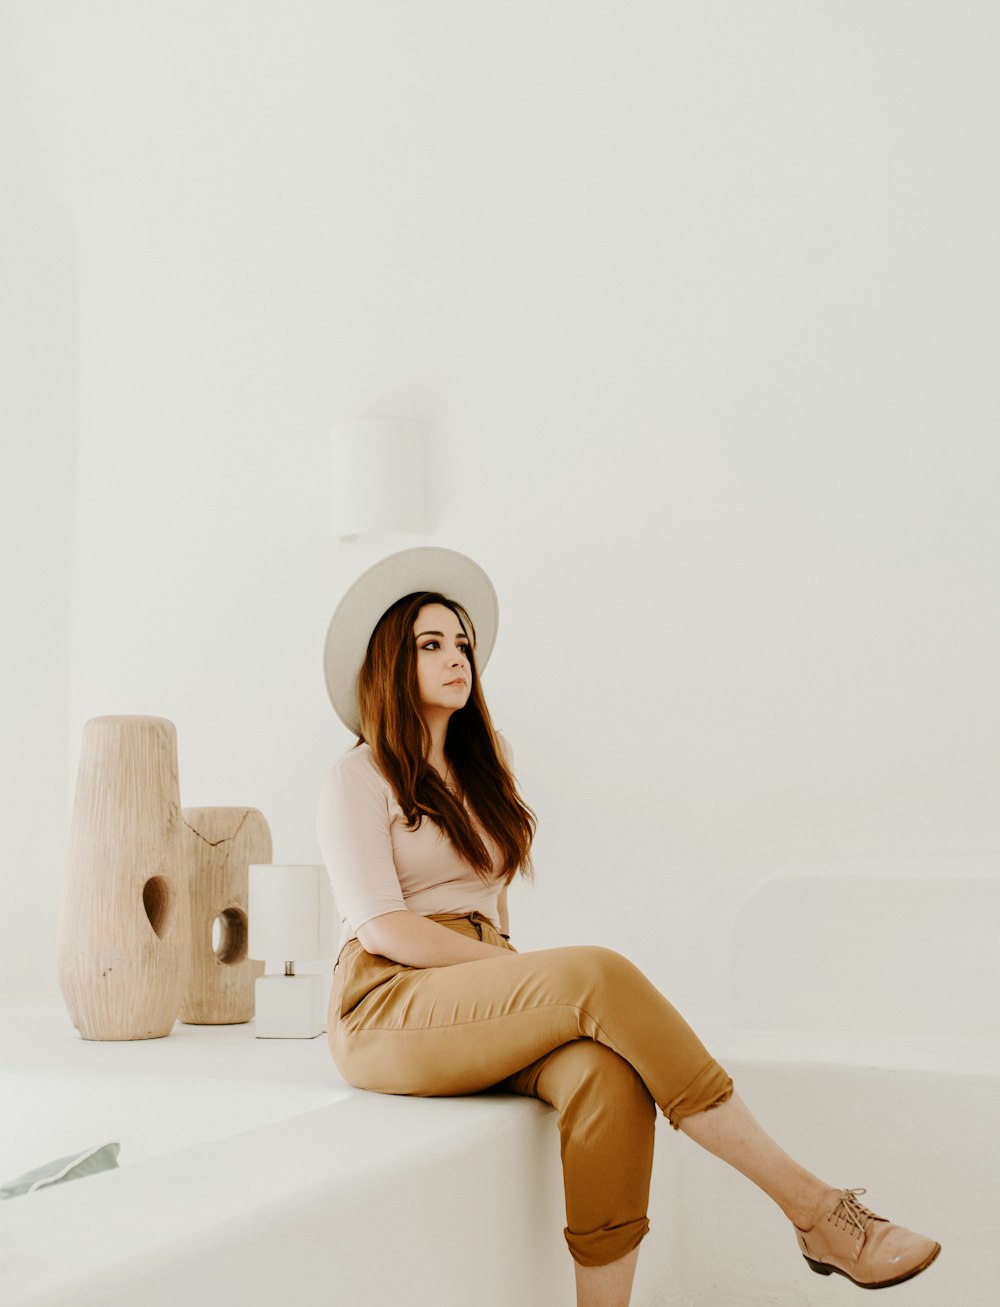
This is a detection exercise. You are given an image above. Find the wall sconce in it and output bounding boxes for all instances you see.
[330,416,431,540]
[247,864,336,1039]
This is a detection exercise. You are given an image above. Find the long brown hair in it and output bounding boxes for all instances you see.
[354,590,536,885]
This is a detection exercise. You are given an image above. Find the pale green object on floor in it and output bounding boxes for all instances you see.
[0,1140,120,1199]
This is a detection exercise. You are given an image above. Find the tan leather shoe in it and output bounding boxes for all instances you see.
[794,1188,941,1289]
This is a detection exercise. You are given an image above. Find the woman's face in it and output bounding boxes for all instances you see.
[412,602,472,717]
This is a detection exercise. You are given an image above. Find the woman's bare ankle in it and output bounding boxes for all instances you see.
[789,1183,841,1232]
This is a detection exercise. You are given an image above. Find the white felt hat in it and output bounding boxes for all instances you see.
[323,546,499,734]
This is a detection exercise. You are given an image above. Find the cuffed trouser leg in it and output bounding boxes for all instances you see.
[498,1039,656,1267]
[329,916,734,1267]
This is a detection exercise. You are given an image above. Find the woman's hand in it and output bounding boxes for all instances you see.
[498,884,510,938]
[357,910,513,968]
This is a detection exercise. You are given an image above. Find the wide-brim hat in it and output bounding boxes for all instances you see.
[323,546,499,734]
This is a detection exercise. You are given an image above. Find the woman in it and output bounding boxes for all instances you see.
[316,546,940,1307]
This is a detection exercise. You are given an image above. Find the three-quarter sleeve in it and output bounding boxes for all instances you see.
[316,753,407,933]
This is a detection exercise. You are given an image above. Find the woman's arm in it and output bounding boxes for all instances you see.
[317,756,409,930]
[358,910,513,967]
[497,884,510,937]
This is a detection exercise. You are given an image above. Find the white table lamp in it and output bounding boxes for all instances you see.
[248,864,336,1038]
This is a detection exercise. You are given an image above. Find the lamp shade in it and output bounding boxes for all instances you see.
[330,416,431,538]
[247,864,336,962]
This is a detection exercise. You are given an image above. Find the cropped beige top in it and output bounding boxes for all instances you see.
[316,732,514,956]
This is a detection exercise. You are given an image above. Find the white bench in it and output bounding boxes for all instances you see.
[3,862,996,1306]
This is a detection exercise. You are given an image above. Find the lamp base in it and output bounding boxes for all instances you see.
[254,973,327,1039]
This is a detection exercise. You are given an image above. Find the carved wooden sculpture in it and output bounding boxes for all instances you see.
[57,716,189,1040]
[179,807,269,1024]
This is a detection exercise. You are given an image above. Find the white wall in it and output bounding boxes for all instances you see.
[2,2,997,1028]
[0,176,77,995]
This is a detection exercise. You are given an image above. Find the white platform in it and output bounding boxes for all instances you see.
[0,994,571,1307]
[2,864,997,1306]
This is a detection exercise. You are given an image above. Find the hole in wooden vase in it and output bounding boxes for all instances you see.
[142,876,172,937]
[212,908,248,964]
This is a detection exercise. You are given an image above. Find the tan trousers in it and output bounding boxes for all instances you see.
[328,912,734,1267]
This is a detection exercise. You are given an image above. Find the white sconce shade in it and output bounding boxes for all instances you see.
[247,864,336,963]
[331,416,431,539]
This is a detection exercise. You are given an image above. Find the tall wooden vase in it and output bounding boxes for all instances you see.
[178,807,270,1024]
[57,715,190,1040]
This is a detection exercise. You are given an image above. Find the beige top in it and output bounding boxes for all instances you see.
[316,732,514,955]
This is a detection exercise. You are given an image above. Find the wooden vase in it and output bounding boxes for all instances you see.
[57,715,190,1040]
[178,807,270,1024]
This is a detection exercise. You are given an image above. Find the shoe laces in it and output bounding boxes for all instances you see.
[830,1188,882,1250]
